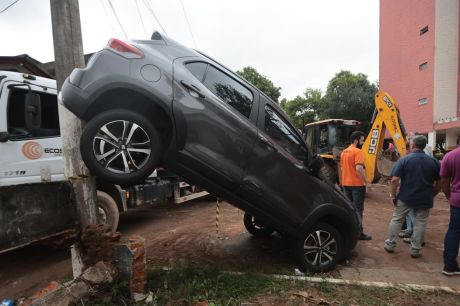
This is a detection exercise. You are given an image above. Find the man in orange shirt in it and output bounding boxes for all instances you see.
[341,131,372,240]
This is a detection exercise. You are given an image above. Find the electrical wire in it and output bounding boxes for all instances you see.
[0,0,20,14]
[142,0,167,35]
[107,0,128,39]
[100,0,119,36]
[135,0,147,38]
[179,0,197,48]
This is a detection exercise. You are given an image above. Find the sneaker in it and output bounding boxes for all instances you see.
[410,249,421,258]
[403,238,425,246]
[442,267,460,276]
[359,233,372,241]
[398,232,412,238]
[384,243,395,253]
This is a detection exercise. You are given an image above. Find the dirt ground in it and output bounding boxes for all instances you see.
[1,184,459,300]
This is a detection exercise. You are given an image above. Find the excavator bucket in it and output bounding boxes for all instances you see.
[377,157,397,177]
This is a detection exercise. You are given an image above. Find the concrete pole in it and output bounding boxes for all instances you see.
[50,0,98,277]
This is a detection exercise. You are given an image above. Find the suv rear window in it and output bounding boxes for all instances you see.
[202,65,253,118]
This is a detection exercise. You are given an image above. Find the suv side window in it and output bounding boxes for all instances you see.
[185,62,208,82]
[264,105,308,162]
[202,65,254,118]
[7,88,60,139]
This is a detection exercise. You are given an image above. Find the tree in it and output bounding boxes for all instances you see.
[281,88,322,129]
[237,66,281,102]
[321,71,378,131]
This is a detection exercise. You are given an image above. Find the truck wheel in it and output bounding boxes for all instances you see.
[319,163,337,185]
[81,109,162,185]
[97,190,119,232]
[294,223,343,273]
[243,213,274,238]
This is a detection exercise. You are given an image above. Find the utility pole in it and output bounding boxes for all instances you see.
[50,0,98,277]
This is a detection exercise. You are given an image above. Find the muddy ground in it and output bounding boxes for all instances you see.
[1,184,459,300]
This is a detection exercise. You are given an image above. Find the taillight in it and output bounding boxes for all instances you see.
[107,38,144,58]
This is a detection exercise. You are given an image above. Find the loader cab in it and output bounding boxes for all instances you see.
[304,119,361,158]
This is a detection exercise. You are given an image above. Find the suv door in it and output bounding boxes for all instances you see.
[0,83,62,186]
[172,58,259,191]
[238,96,321,230]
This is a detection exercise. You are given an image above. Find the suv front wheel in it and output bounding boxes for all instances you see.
[295,223,343,273]
[243,213,274,238]
[81,109,162,185]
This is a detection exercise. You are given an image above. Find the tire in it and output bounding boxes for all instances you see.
[319,162,337,185]
[81,109,162,185]
[97,190,119,232]
[295,223,343,273]
[243,212,274,238]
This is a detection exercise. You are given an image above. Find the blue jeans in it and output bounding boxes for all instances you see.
[443,206,460,270]
[404,209,415,236]
[343,186,365,232]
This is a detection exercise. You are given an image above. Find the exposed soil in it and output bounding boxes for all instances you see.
[1,184,459,300]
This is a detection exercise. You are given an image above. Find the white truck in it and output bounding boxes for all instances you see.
[0,71,208,253]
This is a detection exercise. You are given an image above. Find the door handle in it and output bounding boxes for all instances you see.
[180,80,205,98]
[259,135,278,152]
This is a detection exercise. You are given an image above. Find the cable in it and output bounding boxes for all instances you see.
[142,0,167,35]
[0,0,20,14]
[100,0,119,36]
[179,0,197,48]
[135,0,147,38]
[107,0,128,39]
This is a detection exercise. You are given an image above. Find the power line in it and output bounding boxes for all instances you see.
[100,0,118,36]
[0,0,20,14]
[135,0,147,38]
[179,0,197,48]
[142,0,167,35]
[107,0,128,39]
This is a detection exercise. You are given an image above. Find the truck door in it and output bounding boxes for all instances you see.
[0,83,63,186]
[172,58,259,191]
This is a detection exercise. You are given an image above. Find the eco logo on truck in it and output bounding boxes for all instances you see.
[22,141,43,159]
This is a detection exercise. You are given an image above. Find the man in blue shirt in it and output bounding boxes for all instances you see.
[384,135,441,257]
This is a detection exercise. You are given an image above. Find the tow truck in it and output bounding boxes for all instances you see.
[0,71,208,253]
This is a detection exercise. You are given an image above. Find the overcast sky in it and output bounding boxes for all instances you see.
[0,0,379,100]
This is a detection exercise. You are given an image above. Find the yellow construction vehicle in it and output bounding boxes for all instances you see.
[361,91,407,182]
[303,91,408,184]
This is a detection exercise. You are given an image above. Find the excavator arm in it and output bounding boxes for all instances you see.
[361,91,407,183]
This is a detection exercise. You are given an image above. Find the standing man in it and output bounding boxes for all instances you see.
[441,145,460,276]
[384,135,440,257]
[341,131,372,240]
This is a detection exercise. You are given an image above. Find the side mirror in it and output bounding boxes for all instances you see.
[0,132,10,142]
[25,92,41,131]
[308,154,324,177]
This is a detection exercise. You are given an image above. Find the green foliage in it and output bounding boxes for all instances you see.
[280,88,323,129]
[321,70,378,131]
[237,66,281,102]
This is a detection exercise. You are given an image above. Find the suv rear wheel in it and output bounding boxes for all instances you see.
[81,109,162,185]
[295,223,343,273]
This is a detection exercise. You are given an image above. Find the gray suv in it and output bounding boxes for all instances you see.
[61,32,360,272]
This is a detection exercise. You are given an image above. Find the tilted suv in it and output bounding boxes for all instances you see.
[61,32,360,272]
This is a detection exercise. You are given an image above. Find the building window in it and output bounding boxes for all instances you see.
[418,98,428,105]
[419,62,428,71]
[420,26,429,35]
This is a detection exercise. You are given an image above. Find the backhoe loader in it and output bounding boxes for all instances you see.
[303,91,408,184]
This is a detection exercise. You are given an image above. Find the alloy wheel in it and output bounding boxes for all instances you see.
[302,229,338,267]
[93,120,151,174]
